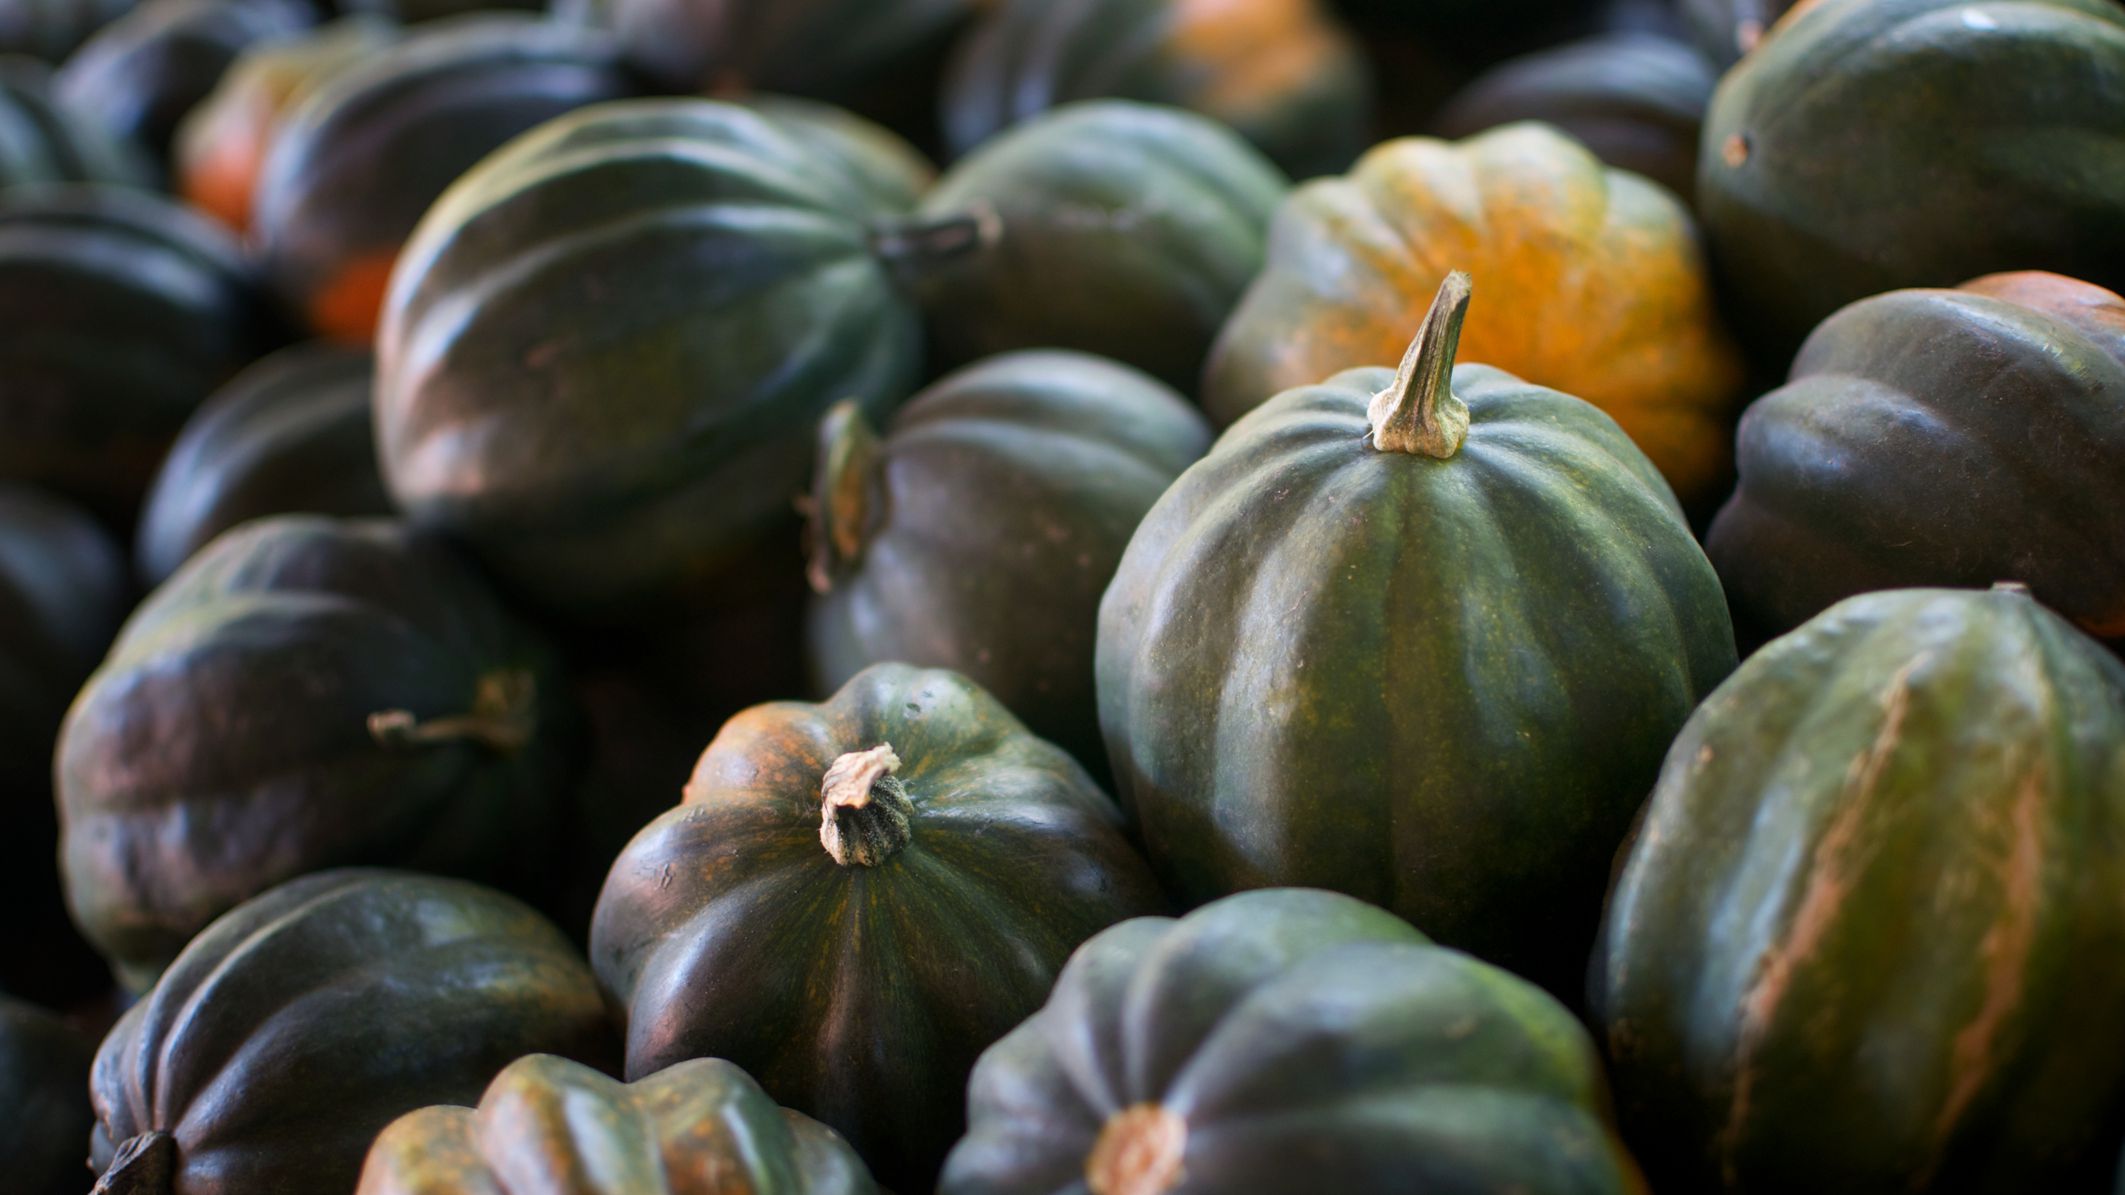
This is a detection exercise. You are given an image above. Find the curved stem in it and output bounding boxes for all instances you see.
[93,1131,175,1195]
[818,744,914,867]
[369,669,537,755]
[803,400,885,595]
[1366,271,1474,460]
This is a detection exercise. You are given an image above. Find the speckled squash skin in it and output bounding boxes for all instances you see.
[0,483,126,1003]
[1706,272,2125,651]
[253,15,640,343]
[912,100,1287,393]
[590,663,1166,1190]
[1101,279,1735,995]
[54,0,312,161]
[0,57,151,192]
[1594,586,2125,1192]
[0,184,276,520]
[942,0,1371,179]
[1698,0,2125,354]
[804,351,1210,776]
[358,1055,880,1195]
[0,990,96,1195]
[1431,33,1716,204]
[377,97,932,623]
[58,515,577,992]
[558,0,972,99]
[136,342,387,584]
[88,870,618,1195]
[940,889,1650,1195]
[1204,122,1742,506]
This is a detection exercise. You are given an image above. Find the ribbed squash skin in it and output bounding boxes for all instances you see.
[359,1055,880,1195]
[942,0,1370,179]
[1431,33,1715,203]
[253,15,639,343]
[941,889,1649,1195]
[0,0,135,62]
[1098,354,1735,994]
[1594,587,2125,1192]
[591,663,1166,1190]
[378,98,932,622]
[913,100,1286,392]
[805,351,1210,776]
[559,0,971,98]
[0,184,275,520]
[89,870,617,1195]
[54,0,311,160]
[0,484,125,1003]
[58,515,577,992]
[1707,272,2125,651]
[0,57,150,191]
[1698,0,2125,353]
[135,342,387,584]
[0,996,94,1195]
[1203,123,1742,505]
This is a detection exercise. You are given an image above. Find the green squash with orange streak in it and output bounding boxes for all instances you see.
[1594,585,2125,1192]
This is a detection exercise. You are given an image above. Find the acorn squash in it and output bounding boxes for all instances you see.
[804,350,1210,776]
[1680,0,1795,62]
[58,514,577,992]
[134,341,387,584]
[1101,275,1736,994]
[88,869,616,1195]
[559,0,972,100]
[0,56,150,191]
[0,995,95,1195]
[0,0,136,62]
[1595,585,2125,1192]
[53,0,311,161]
[590,662,1166,1189]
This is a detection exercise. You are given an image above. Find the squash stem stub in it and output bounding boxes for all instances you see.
[1087,1103,1187,1195]
[368,669,537,754]
[820,744,914,866]
[93,1130,175,1195]
[868,204,1002,283]
[1367,271,1473,459]
[803,400,885,595]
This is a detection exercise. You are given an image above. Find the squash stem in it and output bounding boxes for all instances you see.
[368,669,537,755]
[1367,271,1473,460]
[868,204,1001,282]
[819,744,914,867]
[802,400,884,595]
[92,1131,175,1195]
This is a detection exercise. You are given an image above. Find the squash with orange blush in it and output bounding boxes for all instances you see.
[1202,121,1743,506]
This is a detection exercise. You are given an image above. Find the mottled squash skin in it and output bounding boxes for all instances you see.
[804,350,1210,776]
[941,889,1650,1195]
[1204,122,1742,506]
[89,870,617,1195]
[1595,586,2125,1192]
[1698,0,2125,354]
[1103,277,1736,996]
[943,0,1371,178]
[359,1055,879,1195]
[591,663,1166,1190]
[1707,272,2125,651]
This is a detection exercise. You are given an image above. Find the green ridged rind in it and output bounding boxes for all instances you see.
[1097,361,1735,993]
[53,0,312,159]
[0,57,152,191]
[940,888,1648,1195]
[558,0,972,97]
[1594,586,2125,1192]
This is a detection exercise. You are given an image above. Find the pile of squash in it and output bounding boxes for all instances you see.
[1,0,2122,1190]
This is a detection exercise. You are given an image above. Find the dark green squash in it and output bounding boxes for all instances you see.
[804,350,1210,776]
[377,97,934,623]
[1431,32,1715,204]
[1099,275,1736,995]
[253,15,640,343]
[557,0,972,100]
[941,888,1649,1195]
[338,0,540,24]
[0,995,95,1195]
[0,184,279,520]
[0,56,150,191]
[135,341,385,584]
[53,0,312,162]
[89,869,617,1195]
[1707,271,2125,651]
[1594,585,2125,1192]
[908,100,1287,392]
[58,514,577,992]
[1680,0,1795,63]
[358,1054,879,1195]
[590,662,1166,1190]
[942,0,1371,179]
[1698,0,2125,354]
[0,483,126,1004]
[0,0,137,62]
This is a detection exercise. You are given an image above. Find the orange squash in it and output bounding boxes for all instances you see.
[1203,122,1743,505]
